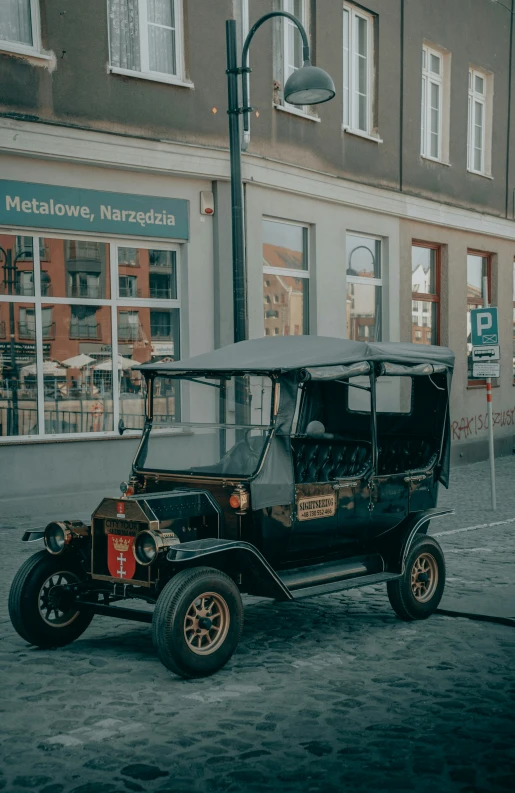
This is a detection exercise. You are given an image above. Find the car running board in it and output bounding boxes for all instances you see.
[289,572,401,600]
[277,554,400,600]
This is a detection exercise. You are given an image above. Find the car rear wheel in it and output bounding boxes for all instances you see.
[387,535,445,621]
[8,550,94,647]
[152,567,243,678]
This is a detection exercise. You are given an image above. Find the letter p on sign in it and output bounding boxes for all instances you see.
[471,307,498,346]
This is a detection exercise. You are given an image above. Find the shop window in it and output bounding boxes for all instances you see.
[0,235,180,441]
[117,246,177,300]
[117,306,180,429]
[0,0,42,56]
[467,251,493,385]
[346,233,382,341]
[411,243,440,346]
[108,0,184,83]
[262,219,309,337]
[343,3,376,136]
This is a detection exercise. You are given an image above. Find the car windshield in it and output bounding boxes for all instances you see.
[135,374,274,476]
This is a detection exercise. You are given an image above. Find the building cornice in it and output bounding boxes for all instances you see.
[1,116,514,242]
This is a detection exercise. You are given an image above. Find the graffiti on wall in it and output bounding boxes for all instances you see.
[451,406,515,441]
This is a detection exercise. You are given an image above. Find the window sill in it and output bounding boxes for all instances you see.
[0,427,191,446]
[109,66,194,89]
[273,103,321,123]
[467,168,494,180]
[342,126,383,143]
[421,155,451,167]
[0,41,53,64]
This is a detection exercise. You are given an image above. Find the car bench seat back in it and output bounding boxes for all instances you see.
[377,435,437,475]
[291,436,372,484]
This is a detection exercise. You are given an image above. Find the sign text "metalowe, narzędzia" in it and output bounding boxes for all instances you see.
[0,180,189,240]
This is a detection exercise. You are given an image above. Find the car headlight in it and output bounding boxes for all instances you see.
[44,522,71,555]
[133,530,180,566]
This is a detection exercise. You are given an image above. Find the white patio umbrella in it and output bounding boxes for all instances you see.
[21,360,68,377]
[94,355,137,371]
[61,353,95,369]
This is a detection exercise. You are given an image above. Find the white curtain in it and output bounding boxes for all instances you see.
[109,0,140,71]
[0,0,33,46]
[148,0,176,75]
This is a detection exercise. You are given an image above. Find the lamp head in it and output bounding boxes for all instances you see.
[284,61,336,105]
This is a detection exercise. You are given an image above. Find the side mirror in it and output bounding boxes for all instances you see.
[118,419,126,435]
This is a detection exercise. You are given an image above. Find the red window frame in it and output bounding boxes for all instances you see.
[467,250,493,387]
[411,241,441,346]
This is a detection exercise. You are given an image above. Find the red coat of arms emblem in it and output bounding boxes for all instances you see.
[107,534,137,580]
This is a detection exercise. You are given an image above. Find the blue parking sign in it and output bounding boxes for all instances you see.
[471,307,498,346]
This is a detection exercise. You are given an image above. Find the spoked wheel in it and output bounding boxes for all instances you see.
[387,535,445,621]
[9,550,94,647]
[152,567,243,678]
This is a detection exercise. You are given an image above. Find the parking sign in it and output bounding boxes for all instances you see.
[470,307,498,346]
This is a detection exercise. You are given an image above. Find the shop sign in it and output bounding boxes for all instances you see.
[0,180,189,240]
[151,342,175,356]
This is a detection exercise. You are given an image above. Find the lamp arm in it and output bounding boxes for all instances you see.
[241,11,311,148]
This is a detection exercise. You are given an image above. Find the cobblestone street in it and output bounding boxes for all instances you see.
[1,457,514,793]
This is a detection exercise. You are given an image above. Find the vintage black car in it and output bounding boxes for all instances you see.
[9,336,455,678]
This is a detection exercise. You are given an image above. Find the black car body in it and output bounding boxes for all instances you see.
[10,336,455,677]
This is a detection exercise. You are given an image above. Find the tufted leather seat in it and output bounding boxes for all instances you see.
[291,438,372,483]
[377,436,434,475]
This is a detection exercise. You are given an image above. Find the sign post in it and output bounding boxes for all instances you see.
[470,286,497,510]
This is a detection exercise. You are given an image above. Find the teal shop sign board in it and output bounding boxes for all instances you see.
[470,307,499,346]
[0,180,189,240]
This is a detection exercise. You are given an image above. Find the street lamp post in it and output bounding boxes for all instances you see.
[225,12,335,344]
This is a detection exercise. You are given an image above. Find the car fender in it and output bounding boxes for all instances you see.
[166,538,293,601]
[371,508,454,575]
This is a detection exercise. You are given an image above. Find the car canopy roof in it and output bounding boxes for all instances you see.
[136,336,454,375]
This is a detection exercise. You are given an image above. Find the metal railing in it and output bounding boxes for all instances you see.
[0,405,175,436]
[118,324,143,342]
[69,321,101,340]
[68,284,104,299]
[18,322,56,340]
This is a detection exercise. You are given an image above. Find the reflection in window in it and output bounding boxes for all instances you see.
[0,0,35,47]
[117,246,177,300]
[411,244,440,346]
[262,219,309,337]
[346,233,382,341]
[0,301,39,436]
[0,234,35,297]
[466,252,492,381]
[118,306,180,429]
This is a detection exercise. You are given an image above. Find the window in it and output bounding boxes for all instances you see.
[0,234,180,440]
[467,252,492,384]
[263,219,309,337]
[411,243,440,346]
[0,0,42,55]
[468,68,492,176]
[421,44,448,161]
[346,233,382,342]
[343,3,375,135]
[279,0,309,110]
[108,0,184,83]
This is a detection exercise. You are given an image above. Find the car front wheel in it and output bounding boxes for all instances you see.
[152,567,243,678]
[387,535,445,621]
[8,550,94,647]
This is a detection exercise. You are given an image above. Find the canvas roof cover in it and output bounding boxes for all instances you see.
[136,336,455,374]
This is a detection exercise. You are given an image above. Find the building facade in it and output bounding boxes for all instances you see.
[0,0,514,521]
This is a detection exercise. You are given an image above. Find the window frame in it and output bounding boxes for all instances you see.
[0,231,182,443]
[421,43,446,163]
[512,258,515,385]
[107,0,189,88]
[467,67,492,177]
[276,0,316,119]
[345,231,383,343]
[262,217,310,337]
[0,0,47,60]
[411,241,441,346]
[343,3,376,138]
[466,249,493,387]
